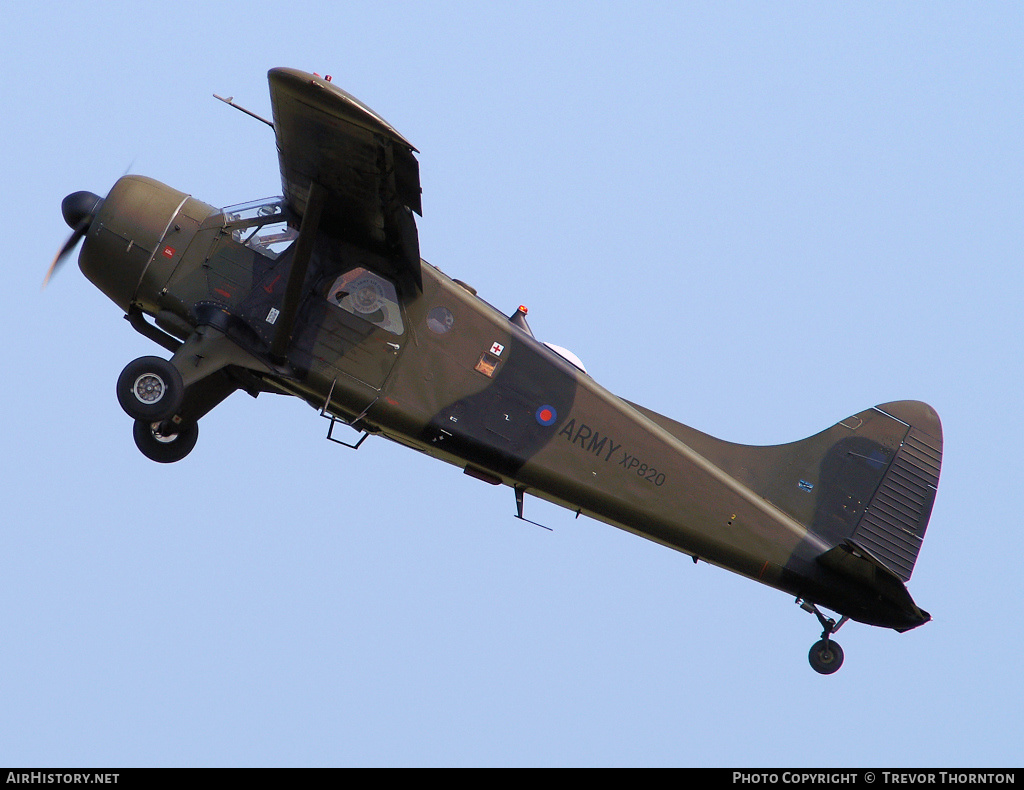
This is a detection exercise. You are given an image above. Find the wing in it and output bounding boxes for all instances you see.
[268,67,423,285]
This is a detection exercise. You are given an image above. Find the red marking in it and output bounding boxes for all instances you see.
[538,408,553,422]
[214,288,232,299]
[384,396,399,406]
[162,245,175,258]
[263,274,282,294]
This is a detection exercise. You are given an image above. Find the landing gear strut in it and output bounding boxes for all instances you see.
[798,599,849,675]
[114,326,266,462]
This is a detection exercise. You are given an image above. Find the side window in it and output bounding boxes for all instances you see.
[326,268,405,335]
[244,220,297,259]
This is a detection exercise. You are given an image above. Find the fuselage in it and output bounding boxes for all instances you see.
[76,174,933,633]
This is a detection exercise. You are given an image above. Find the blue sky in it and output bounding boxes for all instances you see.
[3,2,1021,766]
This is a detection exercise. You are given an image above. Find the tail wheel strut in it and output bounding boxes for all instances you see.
[798,599,849,675]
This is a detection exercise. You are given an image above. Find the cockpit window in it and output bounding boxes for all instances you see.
[222,197,288,223]
[221,198,298,260]
[326,268,405,335]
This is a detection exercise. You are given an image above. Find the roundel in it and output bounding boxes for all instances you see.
[535,405,557,426]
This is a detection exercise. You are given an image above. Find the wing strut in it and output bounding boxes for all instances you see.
[270,182,326,364]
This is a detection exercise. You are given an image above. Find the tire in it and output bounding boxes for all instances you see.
[808,639,844,675]
[133,418,198,463]
[116,356,184,422]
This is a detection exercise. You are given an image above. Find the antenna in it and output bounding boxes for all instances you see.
[213,94,275,129]
[514,486,553,531]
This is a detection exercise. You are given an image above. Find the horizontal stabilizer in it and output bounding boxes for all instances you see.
[817,540,930,629]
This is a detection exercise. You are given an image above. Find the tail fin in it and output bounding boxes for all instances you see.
[625,399,942,582]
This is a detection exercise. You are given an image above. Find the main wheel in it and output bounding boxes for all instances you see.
[117,356,184,422]
[133,418,198,463]
[808,639,844,675]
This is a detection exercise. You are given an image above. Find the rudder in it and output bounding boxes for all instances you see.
[845,401,941,581]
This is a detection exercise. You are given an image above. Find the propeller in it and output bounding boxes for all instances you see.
[43,190,103,288]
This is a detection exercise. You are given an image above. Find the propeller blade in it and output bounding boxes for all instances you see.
[42,222,88,289]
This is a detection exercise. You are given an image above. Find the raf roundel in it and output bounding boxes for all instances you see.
[535,405,558,426]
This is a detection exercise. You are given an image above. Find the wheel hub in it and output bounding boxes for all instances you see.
[133,373,166,404]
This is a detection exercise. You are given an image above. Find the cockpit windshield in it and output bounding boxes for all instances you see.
[220,197,299,260]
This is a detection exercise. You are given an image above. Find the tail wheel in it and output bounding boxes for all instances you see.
[808,639,844,675]
[133,418,198,463]
[117,356,184,422]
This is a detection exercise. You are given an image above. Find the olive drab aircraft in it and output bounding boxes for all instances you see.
[47,67,942,674]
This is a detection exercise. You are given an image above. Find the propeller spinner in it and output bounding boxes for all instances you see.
[43,190,104,288]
